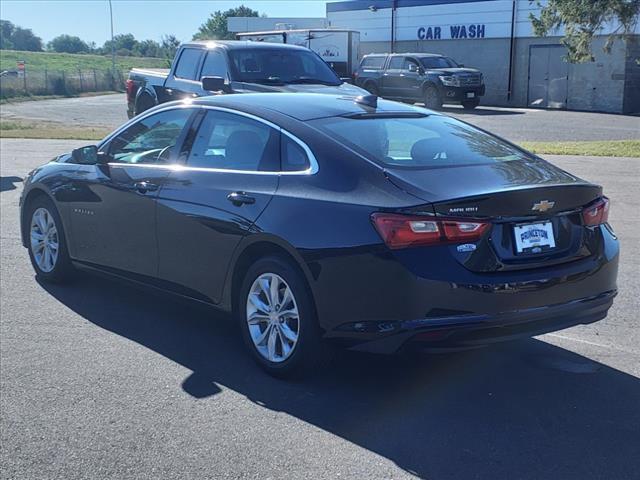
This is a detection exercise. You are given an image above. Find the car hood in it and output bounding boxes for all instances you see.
[426,68,481,75]
[234,81,368,96]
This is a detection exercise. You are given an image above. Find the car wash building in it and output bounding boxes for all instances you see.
[326,0,640,113]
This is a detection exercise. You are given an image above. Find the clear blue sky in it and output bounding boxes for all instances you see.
[1,1,330,46]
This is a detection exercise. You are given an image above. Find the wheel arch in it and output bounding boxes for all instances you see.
[134,87,158,115]
[20,187,51,248]
[224,236,319,327]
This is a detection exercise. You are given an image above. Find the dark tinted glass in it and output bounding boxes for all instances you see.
[108,109,193,164]
[228,48,340,85]
[420,56,458,69]
[174,48,203,79]
[311,115,531,169]
[201,50,227,78]
[188,111,278,171]
[388,56,404,69]
[361,56,386,69]
[281,135,310,172]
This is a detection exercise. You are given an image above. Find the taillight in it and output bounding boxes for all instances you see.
[125,79,135,100]
[582,197,610,226]
[371,213,490,249]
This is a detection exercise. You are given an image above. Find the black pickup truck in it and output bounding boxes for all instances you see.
[353,53,485,110]
[126,40,367,118]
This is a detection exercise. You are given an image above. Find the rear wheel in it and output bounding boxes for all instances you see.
[239,256,329,379]
[134,94,155,116]
[364,82,379,96]
[462,99,480,110]
[423,84,442,110]
[26,196,73,283]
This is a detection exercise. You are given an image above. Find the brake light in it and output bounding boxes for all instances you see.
[371,213,490,249]
[125,79,136,101]
[582,197,610,226]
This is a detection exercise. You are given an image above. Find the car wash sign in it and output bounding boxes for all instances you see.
[417,24,486,40]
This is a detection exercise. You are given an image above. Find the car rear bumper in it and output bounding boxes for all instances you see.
[344,289,616,354]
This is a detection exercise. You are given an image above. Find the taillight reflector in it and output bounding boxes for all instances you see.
[371,213,490,249]
[582,197,610,226]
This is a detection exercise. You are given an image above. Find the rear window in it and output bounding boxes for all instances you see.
[311,115,531,169]
[360,56,386,69]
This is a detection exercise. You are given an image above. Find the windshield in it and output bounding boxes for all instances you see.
[420,56,459,69]
[228,48,341,85]
[311,115,532,169]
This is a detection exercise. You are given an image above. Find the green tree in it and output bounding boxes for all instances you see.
[7,25,43,51]
[0,20,15,49]
[135,39,161,57]
[193,5,261,40]
[102,33,138,55]
[530,0,640,62]
[47,34,90,54]
[160,34,180,60]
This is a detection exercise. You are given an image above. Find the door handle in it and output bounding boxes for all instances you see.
[133,181,158,194]
[227,191,255,206]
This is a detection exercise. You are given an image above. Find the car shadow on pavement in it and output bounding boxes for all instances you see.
[39,272,640,480]
[0,176,23,192]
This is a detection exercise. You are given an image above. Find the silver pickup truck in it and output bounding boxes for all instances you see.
[126,40,367,118]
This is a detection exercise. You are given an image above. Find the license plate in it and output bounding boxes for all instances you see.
[466,92,475,98]
[513,221,555,253]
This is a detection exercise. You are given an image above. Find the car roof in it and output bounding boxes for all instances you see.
[180,40,310,52]
[363,53,444,58]
[190,93,432,121]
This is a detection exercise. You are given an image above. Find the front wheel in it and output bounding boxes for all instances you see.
[423,85,442,110]
[26,196,74,283]
[239,256,329,379]
[462,98,480,110]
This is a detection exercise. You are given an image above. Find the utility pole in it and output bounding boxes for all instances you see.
[108,0,116,82]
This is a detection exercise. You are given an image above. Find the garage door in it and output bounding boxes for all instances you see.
[527,45,568,109]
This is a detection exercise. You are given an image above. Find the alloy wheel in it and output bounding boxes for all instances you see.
[30,207,59,273]
[246,273,300,363]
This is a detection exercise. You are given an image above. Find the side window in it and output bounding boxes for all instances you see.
[174,48,203,80]
[388,56,404,70]
[281,135,310,172]
[187,111,279,171]
[201,50,227,79]
[404,59,419,71]
[361,56,386,69]
[107,109,193,164]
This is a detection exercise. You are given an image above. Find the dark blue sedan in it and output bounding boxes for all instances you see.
[20,93,619,378]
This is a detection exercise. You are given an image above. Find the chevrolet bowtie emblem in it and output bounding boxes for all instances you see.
[532,200,555,212]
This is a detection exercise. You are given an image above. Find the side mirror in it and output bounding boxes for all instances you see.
[71,145,99,164]
[408,63,418,73]
[202,76,230,93]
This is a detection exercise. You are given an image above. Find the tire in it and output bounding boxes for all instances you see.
[26,195,74,283]
[134,94,155,116]
[462,99,480,110]
[423,84,442,110]
[238,256,329,379]
[364,82,379,96]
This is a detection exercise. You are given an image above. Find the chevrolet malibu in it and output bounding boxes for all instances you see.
[20,93,619,378]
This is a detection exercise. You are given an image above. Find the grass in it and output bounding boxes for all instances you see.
[0,49,168,73]
[0,90,120,105]
[0,120,109,140]
[518,140,640,158]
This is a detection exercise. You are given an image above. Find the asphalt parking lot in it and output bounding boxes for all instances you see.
[2,93,639,141]
[1,136,639,479]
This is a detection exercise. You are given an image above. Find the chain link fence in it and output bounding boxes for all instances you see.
[0,69,128,99]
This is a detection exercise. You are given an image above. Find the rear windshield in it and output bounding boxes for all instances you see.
[421,56,458,69]
[228,48,341,85]
[310,115,531,168]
